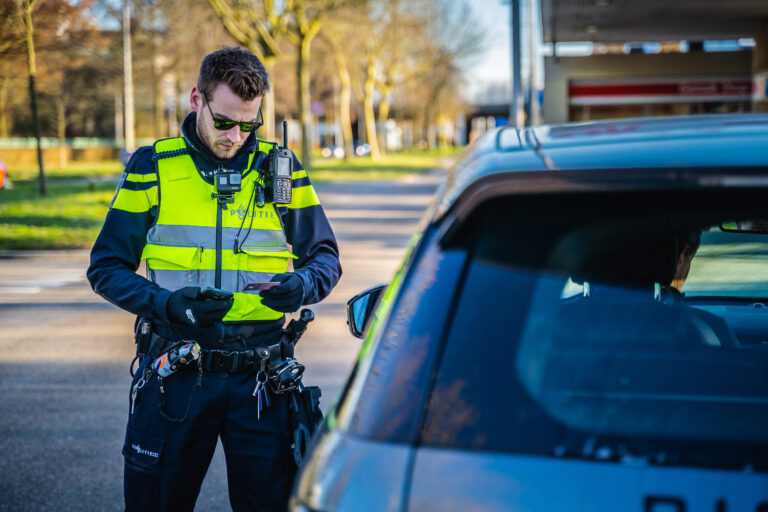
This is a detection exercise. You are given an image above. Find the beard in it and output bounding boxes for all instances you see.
[196,118,242,160]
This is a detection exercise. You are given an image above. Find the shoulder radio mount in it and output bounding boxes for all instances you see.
[262,120,293,206]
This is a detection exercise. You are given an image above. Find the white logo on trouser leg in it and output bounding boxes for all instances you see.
[131,443,159,459]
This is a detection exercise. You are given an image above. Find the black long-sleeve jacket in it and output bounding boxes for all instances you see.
[87,113,341,336]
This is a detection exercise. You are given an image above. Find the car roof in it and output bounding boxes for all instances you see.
[433,114,768,221]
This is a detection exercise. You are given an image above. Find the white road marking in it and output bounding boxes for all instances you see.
[0,272,84,294]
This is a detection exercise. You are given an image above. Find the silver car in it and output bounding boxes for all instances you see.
[292,115,768,512]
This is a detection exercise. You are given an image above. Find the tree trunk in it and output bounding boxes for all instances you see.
[426,83,446,148]
[154,73,165,139]
[297,36,312,168]
[174,78,183,136]
[123,0,135,152]
[0,78,9,138]
[152,11,164,139]
[114,90,124,143]
[29,75,45,194]
[57,95,67,168]
[363,56,381,161]
[377,87,391,157]
[333,51,354,161]
[338,73,354,161]
[22,0,45,196]
[262,57,276,142]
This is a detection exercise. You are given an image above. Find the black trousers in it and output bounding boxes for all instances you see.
[123,358,296,512]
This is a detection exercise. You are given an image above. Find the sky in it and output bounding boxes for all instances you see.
[457,0,601,103]
[462,0,513,98]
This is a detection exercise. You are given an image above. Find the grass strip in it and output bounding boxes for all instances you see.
[0,183,115,249]
[0,148,462,250]
[10,161,124,182]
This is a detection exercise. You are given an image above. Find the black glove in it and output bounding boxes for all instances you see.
[167,286,233,327]
[259,273,304,313]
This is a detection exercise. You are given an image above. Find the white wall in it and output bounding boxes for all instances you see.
[543,51,753,124]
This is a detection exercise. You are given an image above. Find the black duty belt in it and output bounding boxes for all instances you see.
[201,342,283,373]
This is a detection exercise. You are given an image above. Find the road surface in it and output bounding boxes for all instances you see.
[0,169,445,511]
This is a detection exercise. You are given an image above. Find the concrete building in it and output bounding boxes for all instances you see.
[540,0,768,124]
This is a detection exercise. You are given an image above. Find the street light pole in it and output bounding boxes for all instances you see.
[509,0,522,129]
[123,0,135,154]
[527,0,540,126]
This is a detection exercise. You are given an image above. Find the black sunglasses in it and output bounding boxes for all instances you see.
[201,90,263,132]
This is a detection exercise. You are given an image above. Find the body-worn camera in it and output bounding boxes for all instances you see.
[213,170,241,203]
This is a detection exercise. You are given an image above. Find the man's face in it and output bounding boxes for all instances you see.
[190,83,262,160]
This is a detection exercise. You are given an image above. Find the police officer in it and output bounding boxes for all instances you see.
[87,46,341,511]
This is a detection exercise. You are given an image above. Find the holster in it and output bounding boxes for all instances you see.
[280,332,295,360]
[288,386,323,466]
[134,317,153,359]
[131,318,176,377]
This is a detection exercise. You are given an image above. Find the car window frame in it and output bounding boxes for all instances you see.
[414,186,768,470]
[333,222,472,444]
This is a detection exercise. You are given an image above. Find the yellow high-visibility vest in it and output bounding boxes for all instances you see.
[141,137,297,322]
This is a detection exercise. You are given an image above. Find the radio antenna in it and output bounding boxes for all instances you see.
[282,120,288,148]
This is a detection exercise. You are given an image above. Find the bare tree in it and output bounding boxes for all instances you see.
[321,20,356,160]
[334,0,436,160]
[283,0,356,167]
[373,0,425,156]
[208,0,288,141]
[42,1,107,166]
[326,0,383,161]
[209,0,358,166]
[3,0,120,144]
[0,0,24,138]
[13,0,46,195]
[417,0,483,146]
[361,51,381,160]
[352,0,409,161]
[160,0,234,135]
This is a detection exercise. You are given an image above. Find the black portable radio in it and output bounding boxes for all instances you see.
[267,147,292,204]
[264,121,293,204]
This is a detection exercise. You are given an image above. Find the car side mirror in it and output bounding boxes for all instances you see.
[346,284,387,339]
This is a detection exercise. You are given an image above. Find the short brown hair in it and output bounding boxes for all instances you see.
[197,47,270,101]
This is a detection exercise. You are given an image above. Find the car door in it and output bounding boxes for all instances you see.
[292,226,469,512]
[406,189,768,512]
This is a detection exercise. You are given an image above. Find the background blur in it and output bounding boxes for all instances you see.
[3,1,768,177]
[0,0,489,170]
[3,0,768,248]
[4,2,768,509]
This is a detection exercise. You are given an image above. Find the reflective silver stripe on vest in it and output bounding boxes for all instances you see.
[149,268,277,293]
[147,225,287,251]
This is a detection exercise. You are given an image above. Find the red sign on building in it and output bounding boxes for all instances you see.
[569,77,754,105]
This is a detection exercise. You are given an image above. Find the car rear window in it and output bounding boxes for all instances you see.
[420,189,768,471]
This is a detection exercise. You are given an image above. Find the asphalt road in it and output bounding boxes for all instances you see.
[0,169,445,511]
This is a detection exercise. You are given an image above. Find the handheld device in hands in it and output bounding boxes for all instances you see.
[242,282,280,292]
[200,286,234,301]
